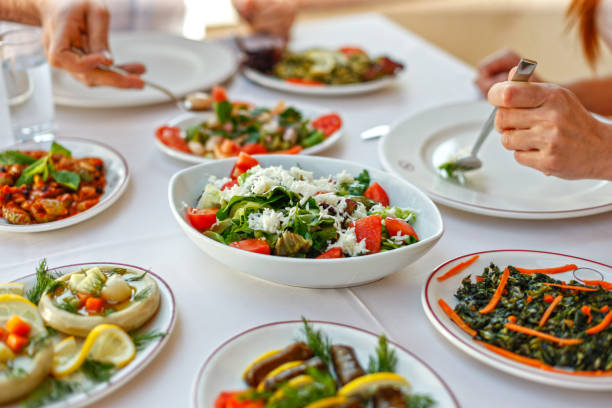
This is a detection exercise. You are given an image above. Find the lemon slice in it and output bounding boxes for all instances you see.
[52,336,83,377]
[0,294,44,329]
[242,349,282,379]
[0,283,26,296]
[305,396,349,408]
[338,372,410,398]
[86,324,136,368]
[257,360,303,392]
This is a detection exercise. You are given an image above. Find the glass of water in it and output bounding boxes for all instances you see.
[1,27,55,142]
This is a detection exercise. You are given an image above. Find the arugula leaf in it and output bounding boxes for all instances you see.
[0,150,36,166]
[15,156,48,186]
[52,170,81,190]
[49,141,72,158]
[214,100,233,124]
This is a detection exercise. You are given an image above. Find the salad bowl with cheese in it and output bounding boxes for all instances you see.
[169,154,443,288]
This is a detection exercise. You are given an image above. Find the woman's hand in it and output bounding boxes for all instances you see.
[488,77,612,180]
[475,49,542,96]
[38,0,145,88]
[233,0,297,40]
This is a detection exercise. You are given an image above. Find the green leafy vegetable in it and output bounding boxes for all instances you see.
[81,359,115,382]
[368,335,398,373]
[15,156,49,186]
[130,330,167,351]
[13,142,81,190]
[0,150,36,166]
[300,317,332,365]
[51,170,81,190]
[215,100,233,124]
[49,141,72,158]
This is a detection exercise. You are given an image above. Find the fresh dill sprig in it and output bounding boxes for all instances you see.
[21,377,79,408]
[5,361,27,378]
[133,287,151,302]
[405,394,435,408]
[81,359,115,383]
[367,335,398,373]
[300,317,332,365]
[126,271,147,282]
[106,267,127,276]
[57,299,80,314]
[130,330,167,351]
[89,274,106,297]
[26,259,61,305]
[26,328,57,354]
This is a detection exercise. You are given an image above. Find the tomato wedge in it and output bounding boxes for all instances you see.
[354,215,382,253]
[212,85,228,102]
[230,152,260,179]
[229,239,271,255]
[155,125,190,153]
[311,113,342,138]
[316,247,344,259]
[273,146,302,155]
[385,217,418,240]
[284,78,324,86]
[339,46,366,56]
[187,207,218,230]
[214,391,263,408]
[241,143,268,155]
[363,182,390,206]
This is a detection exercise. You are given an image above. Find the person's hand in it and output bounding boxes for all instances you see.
[475,49,542,96]
[38,0,145,88]
[488,71,612,180]
[233,0,297,40]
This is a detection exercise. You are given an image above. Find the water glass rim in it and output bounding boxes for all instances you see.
[0,27,42,47]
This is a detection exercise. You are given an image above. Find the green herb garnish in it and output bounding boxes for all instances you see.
[21,378,79,408]
[0,150,36,166]
[133,287,151,302]
[14,142,80,190]
[405,394,436,408]
[215,100,233,124]
[438,160,459,179]
[266,368,336,408]
[126,271,147,282]
[80,359,115,383]
[130,330,167,351]
[57,299,80,314]
[26,259,61,305]
[367,334,398,373]
[300,317,332,365]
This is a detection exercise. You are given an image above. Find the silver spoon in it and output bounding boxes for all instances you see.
[448,58,538,173]
[70,47,212,112]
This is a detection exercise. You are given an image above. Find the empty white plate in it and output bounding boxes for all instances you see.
[379,101,612,219]
[53,31,237,108]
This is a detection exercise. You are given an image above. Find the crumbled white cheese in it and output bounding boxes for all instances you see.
[328,227,368,257]
[248,208,284,233]
[391,233,410,243]
[289,166,313,181]
[336,170,354,185]
[262,119,280,133]
[207,175,231,189]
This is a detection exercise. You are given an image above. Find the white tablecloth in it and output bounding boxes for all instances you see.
[1,13,611,408]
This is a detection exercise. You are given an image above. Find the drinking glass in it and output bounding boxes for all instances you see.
[1,27,55,142]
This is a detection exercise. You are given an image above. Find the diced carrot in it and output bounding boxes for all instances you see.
[438,299,477,337]
[505,323,583,346]
[602,305,610,313]
[515,264,578,274]
[0,327,7,343]
[6,333,28,353]
[564,319,574,327]
[76,292,90,303]
[586,311,612,334]
[479,268,510,314]
[539,295,562,327]
[544,294,554,303]
[363,182,390,206]
[437,255,480,282]
[476,276,485,282]
[316,247,344,259]
[354,215,382,254]
[526,295,533,303]
[85,297,105,313]
[507,315,517,324]
[5,315,31,336]
[582,305,592,323]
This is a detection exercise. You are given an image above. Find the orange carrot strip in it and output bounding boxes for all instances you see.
[542,283,598,292]
[505,323,583,346]
[586,311,612,334]
[475,340,549,369]
[583,280,612,290]
[526,295,533,303]
[539,295,563,327]
[438,299,477,337]
[515,264,577,274]
[437,255,480,282]
[581,305,592,323]
[602,305,610,313]
[479,268,510,314]
[544,367,612,377]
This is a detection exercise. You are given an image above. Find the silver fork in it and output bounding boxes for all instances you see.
[450,58,538,172]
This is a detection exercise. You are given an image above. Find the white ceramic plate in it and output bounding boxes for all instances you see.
[7,262,176,407]
[243,67,400,96]
[379,101,612,219]
[53,31,237,108]
[155,102,344,164]
[422,249,612,390]
[0,138,129,233]
[168,155,443,288]
[192,320,458,407]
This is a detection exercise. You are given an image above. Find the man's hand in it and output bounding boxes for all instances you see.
[233,0,297,40]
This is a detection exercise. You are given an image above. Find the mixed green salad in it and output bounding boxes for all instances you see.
[186,153,420,258]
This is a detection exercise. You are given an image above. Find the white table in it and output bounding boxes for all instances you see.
[2,13,611,408]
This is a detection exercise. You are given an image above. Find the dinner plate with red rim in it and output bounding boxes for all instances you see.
[7,262,176,407]
[154,102,344,164]
[243,67,401,96]
[0,138,129,233]
[379,101,612,219]
[192,320,459,407]
[422,249,612,390]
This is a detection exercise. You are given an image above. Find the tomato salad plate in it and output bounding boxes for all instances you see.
[193,319,458,407]
[154,86,344,164]
[168,153,443,288]
[0,138,128,233]
[241,45,404,96]
[422,249,612,390]
[0,260,175,407]
[379,101,612,219]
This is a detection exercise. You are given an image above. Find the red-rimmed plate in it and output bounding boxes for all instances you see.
[6,262,176,407]
[192,320,458,407]
[422,249,612,390]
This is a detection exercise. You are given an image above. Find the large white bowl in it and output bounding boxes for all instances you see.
[168,155,443,288]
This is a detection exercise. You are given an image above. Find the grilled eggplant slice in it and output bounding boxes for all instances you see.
[244,342,313,387]
[373,387,407,408]
[259,356,327,392]
[330,345,366,385]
